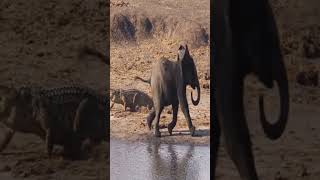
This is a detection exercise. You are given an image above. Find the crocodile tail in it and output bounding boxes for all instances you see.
[79,46,109,65]
[134,76,151,84]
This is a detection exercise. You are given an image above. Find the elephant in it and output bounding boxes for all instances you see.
[212,0,290,179]
[135,43,200,137]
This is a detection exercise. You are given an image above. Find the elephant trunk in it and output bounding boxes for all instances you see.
[191,84,200,106]
[259,62,289,140]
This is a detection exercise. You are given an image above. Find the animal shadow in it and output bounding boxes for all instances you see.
[160,128,210,137]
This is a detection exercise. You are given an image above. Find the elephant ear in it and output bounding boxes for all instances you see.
[256,1,282,89]
[177,45,186,61]
[235,0,281,89]
[177,43,190,61]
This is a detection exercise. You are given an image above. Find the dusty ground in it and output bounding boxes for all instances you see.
[0,0,108,179]
[110,0,320,179]
[110,0,210,145]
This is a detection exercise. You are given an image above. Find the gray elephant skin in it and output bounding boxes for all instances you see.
[136,43,200,137]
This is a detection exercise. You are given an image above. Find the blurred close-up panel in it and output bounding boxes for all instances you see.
[0,0,109,179]
[212,0,320,179]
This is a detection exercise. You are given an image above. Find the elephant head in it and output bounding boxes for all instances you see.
[177,44,200,106]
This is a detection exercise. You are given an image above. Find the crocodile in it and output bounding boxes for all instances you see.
[0,85,108,159]
[110,88,153,112]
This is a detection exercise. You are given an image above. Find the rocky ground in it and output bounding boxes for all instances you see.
[0,0,108,179]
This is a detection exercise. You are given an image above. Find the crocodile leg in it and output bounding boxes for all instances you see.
[132,93,139,112]
[110,95,116,109]
[110,102,115,109]
[121,95,127,111]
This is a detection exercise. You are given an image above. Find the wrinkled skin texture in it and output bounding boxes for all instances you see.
[139,43,201,137]
[212,0,289,179]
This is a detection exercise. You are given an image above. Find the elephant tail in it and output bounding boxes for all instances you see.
[134,76,151,85]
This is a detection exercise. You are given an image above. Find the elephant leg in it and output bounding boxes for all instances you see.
[0,123,15,152]
[180,105,195,136]
[74,98,91,136]
[212,116,221,179]
[154,107,163,137]
[63,132,81,160]
[46,128,53,157]
[76,98,101,142]
[223,117,258,180]
[146,109,156,130]
[168,103,179,135]
[81,137,92,154]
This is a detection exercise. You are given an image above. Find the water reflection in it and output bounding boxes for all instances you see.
[147,139,198,180]
[111,138,209,180]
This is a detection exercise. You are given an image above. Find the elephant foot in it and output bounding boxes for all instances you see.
[189,126,196,137]
[154,129,161,137]
[147,118,153,130]
[81,138,92,154]
[167,123,175,136]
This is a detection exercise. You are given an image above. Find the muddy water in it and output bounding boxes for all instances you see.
[110,138,210,180]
